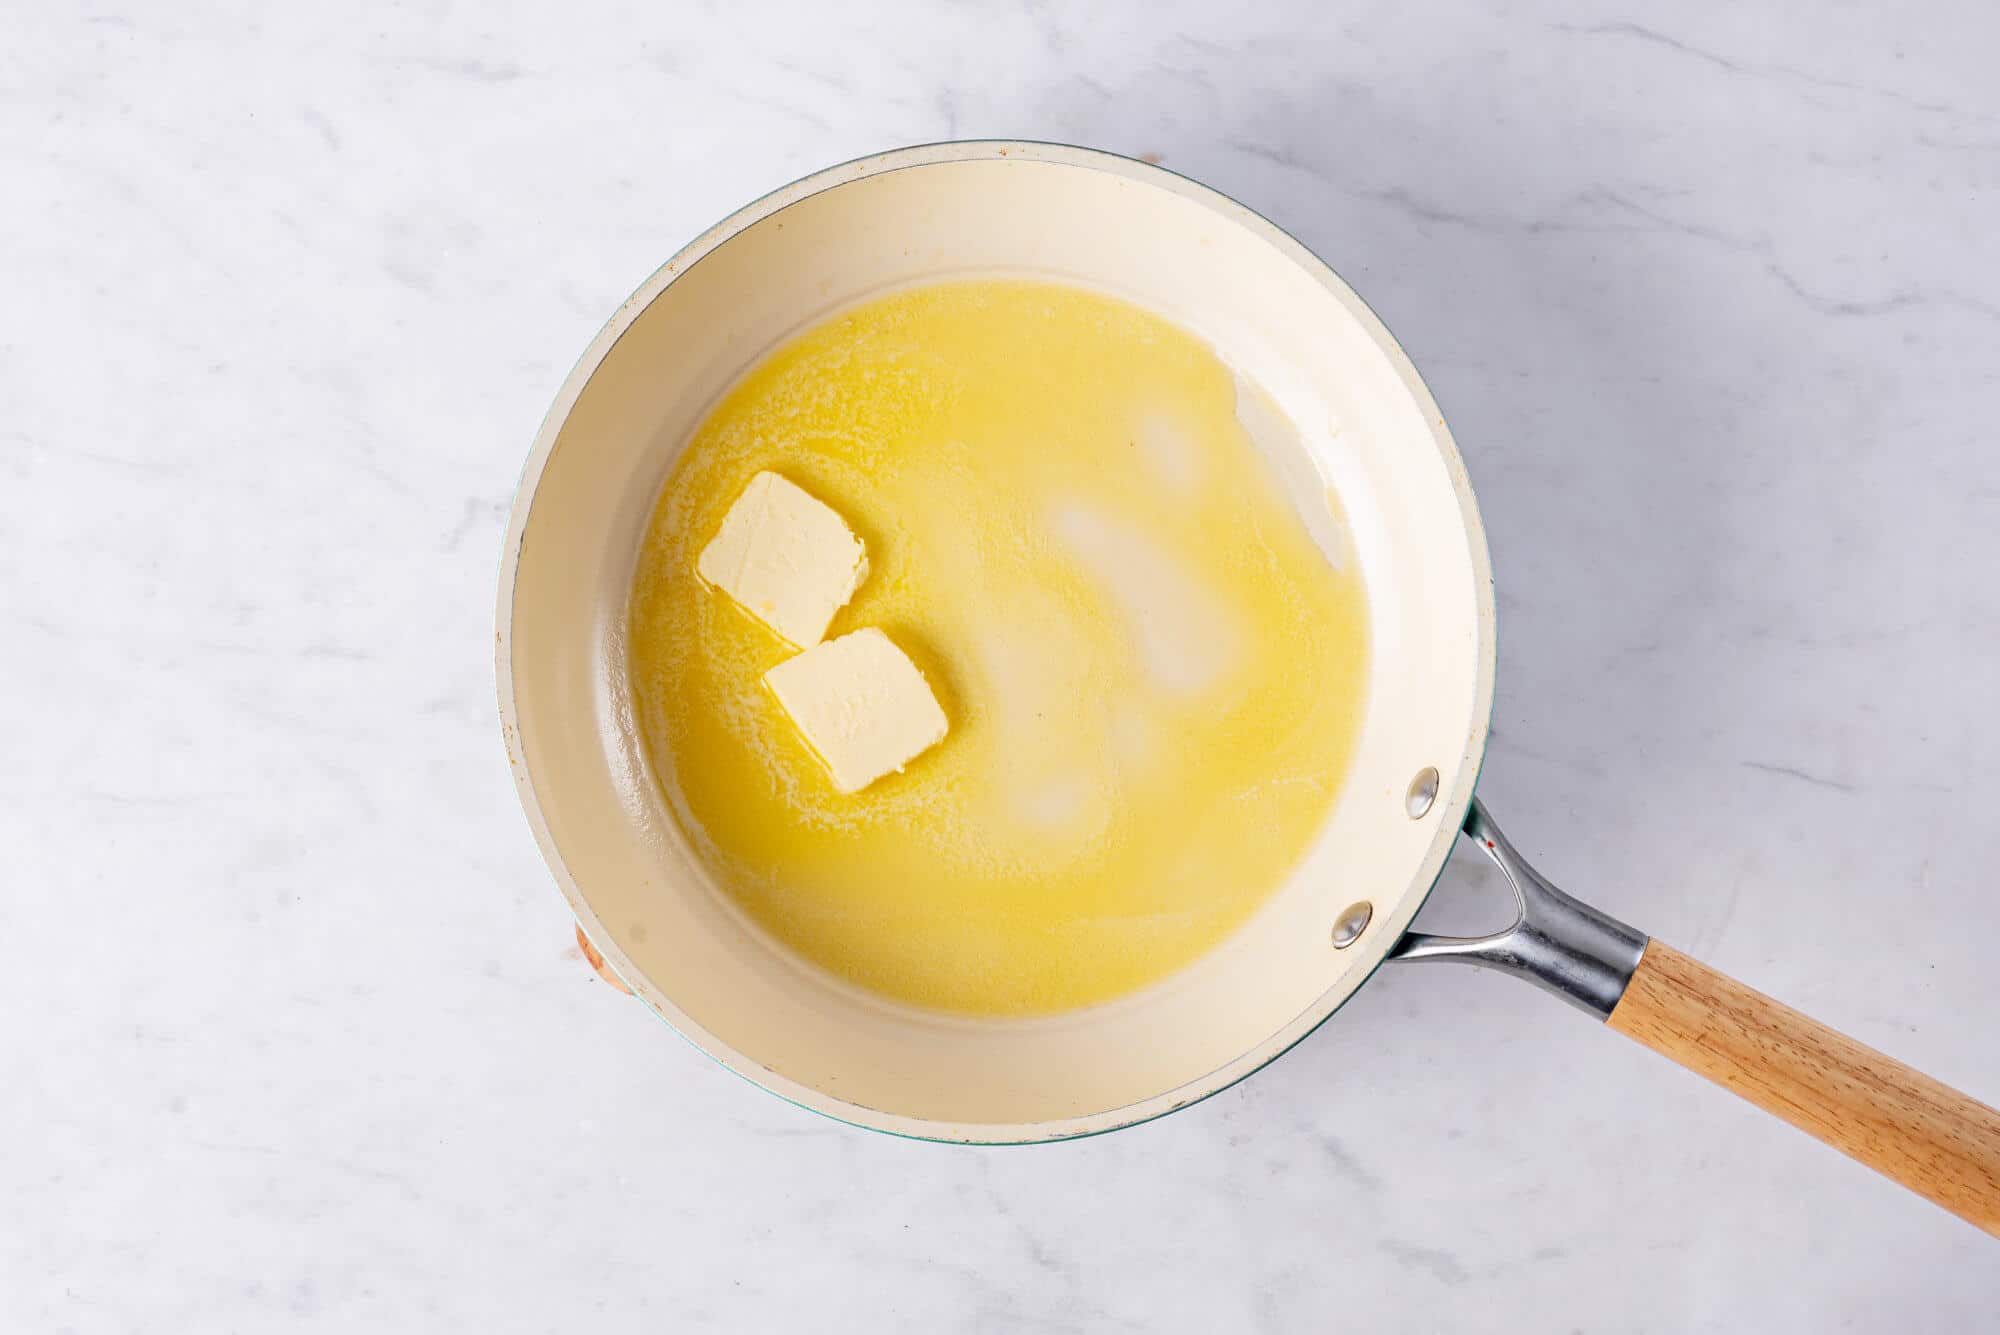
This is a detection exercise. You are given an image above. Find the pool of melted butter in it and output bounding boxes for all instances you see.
[628,279,1369,1016]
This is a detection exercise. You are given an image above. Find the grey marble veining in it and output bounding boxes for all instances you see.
[5,3,1998,1331]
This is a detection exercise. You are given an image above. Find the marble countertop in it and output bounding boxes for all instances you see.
[8,3,1999,1330]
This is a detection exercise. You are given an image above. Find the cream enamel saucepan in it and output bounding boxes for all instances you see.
[497,142,2000,1233]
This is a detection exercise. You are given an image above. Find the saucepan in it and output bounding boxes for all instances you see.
[496,141,1999,1233]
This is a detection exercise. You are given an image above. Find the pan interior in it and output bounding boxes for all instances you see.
[626,276,1374,1019]
[501,146,1493,1139]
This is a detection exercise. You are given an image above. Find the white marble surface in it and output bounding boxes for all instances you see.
[7,2,1999,1329]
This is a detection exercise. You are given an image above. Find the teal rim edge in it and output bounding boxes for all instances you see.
[502,139,1499,1146]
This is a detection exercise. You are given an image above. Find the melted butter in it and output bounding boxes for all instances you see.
[628,279,1369,1015]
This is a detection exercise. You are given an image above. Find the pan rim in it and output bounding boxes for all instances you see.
[495,139,1497,1143]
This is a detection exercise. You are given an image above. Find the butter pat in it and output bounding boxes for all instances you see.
[696,472,867,646]
[765,629,948,793]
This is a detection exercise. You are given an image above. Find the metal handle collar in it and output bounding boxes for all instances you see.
[1389,798,1649,1019]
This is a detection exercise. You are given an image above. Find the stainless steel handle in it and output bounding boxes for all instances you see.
[1389,798,1648,1019]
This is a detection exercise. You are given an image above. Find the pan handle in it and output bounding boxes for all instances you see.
[1390,798,1647,1017]
[1393,800,2000,1236]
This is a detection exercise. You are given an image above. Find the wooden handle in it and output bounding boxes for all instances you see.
[1607,940,2000,1235]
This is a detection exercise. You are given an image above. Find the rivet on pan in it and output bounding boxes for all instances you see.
[1406,767,1440,820]
[1331,901,1373,949]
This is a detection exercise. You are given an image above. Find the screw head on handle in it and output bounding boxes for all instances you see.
[1406,767,1439,819]
[1331,901,1374,949]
